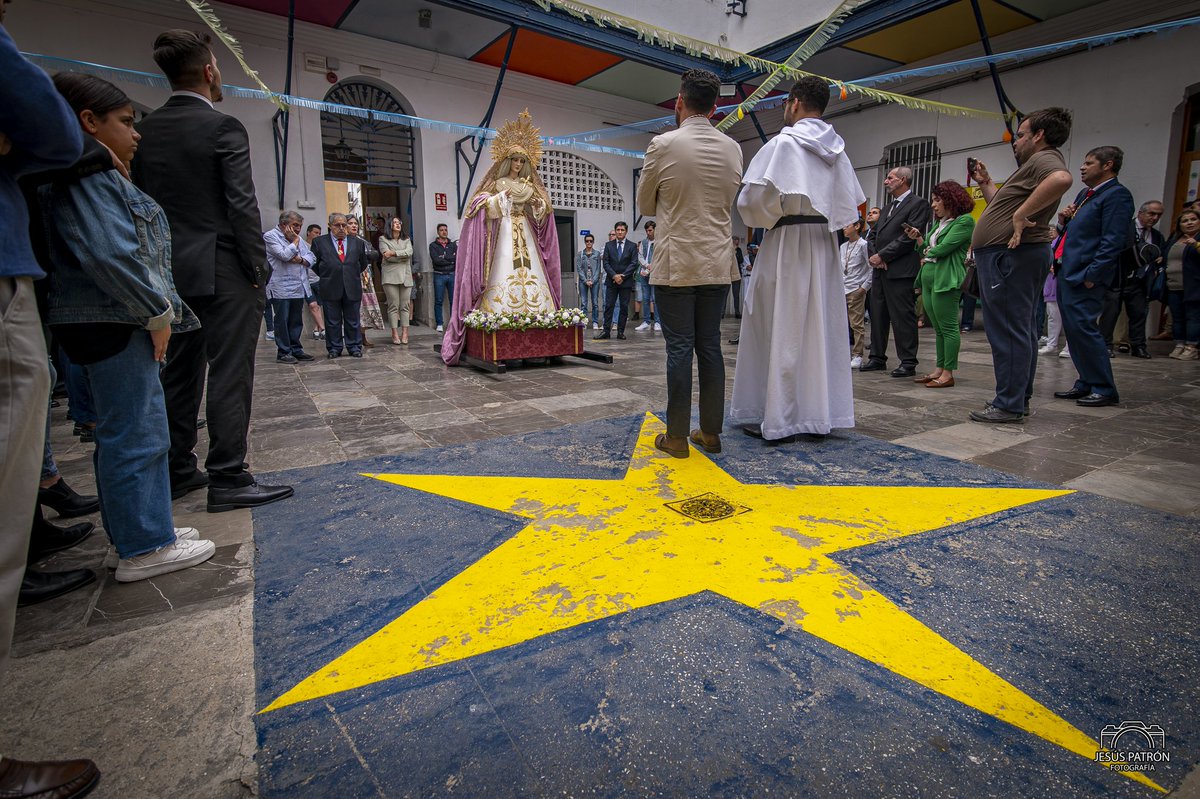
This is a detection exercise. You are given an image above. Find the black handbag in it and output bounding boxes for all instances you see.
[961,255,980,299]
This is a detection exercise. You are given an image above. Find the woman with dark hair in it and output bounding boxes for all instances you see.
[36,73,215,581]
[1162,209,1200,360]
[905,180,975,388]
[378,216,414,345]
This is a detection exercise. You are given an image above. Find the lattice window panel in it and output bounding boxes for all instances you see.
[881,137,942,203]
[539,150,623,212]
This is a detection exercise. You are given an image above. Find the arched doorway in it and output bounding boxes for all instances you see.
[320,79,426,325]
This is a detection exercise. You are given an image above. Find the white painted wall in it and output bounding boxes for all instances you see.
[826,30,1200,215]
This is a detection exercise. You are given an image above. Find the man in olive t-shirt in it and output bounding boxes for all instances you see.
[967,109,1075,423]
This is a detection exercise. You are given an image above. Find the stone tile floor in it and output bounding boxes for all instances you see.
[3,315,1198,797]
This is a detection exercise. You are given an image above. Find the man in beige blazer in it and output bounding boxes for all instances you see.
[636,68,744,458]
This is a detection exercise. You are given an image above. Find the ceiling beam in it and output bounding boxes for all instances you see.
[425,0,731,76]
[725,0,961,82]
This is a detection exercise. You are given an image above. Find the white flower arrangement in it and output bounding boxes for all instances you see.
[463,307,587,332]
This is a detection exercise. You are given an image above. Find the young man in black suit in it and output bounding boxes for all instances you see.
[310,214,370,357]
[861,167,932,377]
[132,29,292,513]
[597,221,637,339]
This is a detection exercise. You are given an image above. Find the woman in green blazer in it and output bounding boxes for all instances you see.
[906,181,976,388]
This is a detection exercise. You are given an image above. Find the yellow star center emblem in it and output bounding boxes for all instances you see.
[263,414,1162,792]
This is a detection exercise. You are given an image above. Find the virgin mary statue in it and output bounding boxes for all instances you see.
[441,110,563,365]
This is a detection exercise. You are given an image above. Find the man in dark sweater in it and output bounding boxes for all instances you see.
[428,223,457,332]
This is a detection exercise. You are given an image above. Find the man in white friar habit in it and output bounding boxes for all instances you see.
[730,76,867,444]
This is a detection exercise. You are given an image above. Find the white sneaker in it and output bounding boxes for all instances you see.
[114,537,216,583]
[105,527,201,569]
[1038,345,1056,355]
[850,356,863,370]
[653,322,662,331]
[265,331,275,340]
[1037,336,1048,347]
[636,322,650,331]
[436,324,444,332]
[592,322,600,330]
[1059,348,1071,359]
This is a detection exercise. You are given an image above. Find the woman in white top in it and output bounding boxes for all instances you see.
[378,217,414,345]
[841,218,871,368]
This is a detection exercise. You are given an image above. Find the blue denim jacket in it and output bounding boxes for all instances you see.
[37,142,199,333]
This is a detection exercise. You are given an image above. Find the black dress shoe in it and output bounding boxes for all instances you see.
[0,756,100,799]
[969,404,1024,423]
[889,366,916,378]
[593,331,611,340]
[1131,347,1151,359]
[28,507,95,563]
[207,481,295,513]
[1077,393,1119,407]
[1053,388,1089,400]
[858,360,886,372]
[617,333,627,340]
[728,337,739,345]
[349,350,363,357]
[741,423,797,445]
[18,568,96,607]
[37,478,99,519]
[327,351,343,359]
[171,471,209,500]
[294,351,315,361]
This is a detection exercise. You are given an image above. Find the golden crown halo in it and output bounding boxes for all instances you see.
[490,109,543,166]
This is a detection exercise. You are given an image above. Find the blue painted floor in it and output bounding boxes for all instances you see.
[253,414,1198,797]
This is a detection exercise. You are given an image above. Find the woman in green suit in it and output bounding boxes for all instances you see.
[906,181,976,388]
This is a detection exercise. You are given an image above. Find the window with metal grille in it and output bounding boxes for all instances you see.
[880,137,941,202]
[321,81,416,187]
[539,150,623,212]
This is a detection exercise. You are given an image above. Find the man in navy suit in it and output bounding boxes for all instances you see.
[311,213,370,357]
[1053,146,1134,407]
[597,220,638,339]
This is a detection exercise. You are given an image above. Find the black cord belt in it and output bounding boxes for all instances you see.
[772,214,828,229]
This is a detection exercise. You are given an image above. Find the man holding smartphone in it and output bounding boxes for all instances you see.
[861,167,931,377]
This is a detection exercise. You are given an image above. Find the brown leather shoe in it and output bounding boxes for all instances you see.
[654,433,689,459]
[689,429,721,453]
[925,376,955,388]
[0,756,100,798]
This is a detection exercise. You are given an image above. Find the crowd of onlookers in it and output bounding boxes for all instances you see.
[3,7,1200,792]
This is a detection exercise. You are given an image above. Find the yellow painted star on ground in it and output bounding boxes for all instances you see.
[264,413,1162,792]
